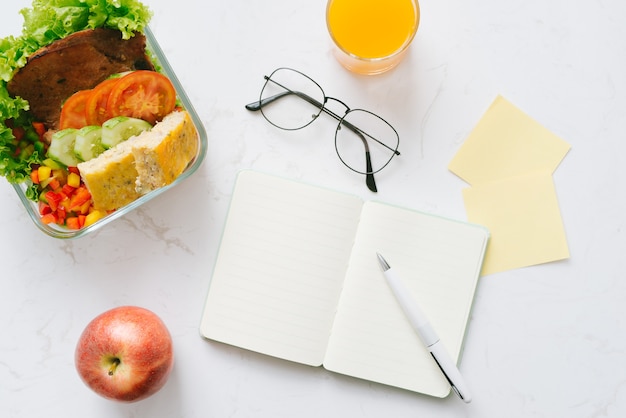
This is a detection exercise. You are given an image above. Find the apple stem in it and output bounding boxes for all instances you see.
[108,358,121,376]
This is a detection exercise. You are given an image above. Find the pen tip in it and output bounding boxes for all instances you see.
[376,252,390,271]
[452,385,472,403]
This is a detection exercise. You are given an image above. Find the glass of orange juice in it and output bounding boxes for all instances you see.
[326,0,420,75]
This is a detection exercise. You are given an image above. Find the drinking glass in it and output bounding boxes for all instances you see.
[326,0,420,75]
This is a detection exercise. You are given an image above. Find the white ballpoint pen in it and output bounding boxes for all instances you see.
[376,252,472,403]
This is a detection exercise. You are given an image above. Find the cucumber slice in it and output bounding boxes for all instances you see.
[101,116,152,149]
[74,125,104,161]
[47,129,80,167]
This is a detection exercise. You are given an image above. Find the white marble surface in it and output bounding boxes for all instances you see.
[1,0,625,416]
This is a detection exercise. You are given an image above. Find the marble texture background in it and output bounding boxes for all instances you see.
[0,0,625,417]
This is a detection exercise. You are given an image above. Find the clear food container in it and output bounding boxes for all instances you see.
[10,26,208,239]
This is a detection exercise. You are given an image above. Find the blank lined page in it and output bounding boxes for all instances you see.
[200,171,363,366]
[323,201,489,397]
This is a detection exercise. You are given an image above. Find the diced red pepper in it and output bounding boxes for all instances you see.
[70,186,92,211]
[36,153,98,230]
[44,191,63,212]
[32,122,46,139]
[62,183,75,196]
[39,202,52,216]
[47,178,61,191]
[66,217,81,230]
[41,213,57,225]
[56,205,67,224]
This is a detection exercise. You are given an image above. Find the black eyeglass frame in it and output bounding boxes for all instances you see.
[245,67,401,193]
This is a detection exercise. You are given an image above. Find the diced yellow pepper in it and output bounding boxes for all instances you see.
[84,210,106,227]
[79,200,91,215]
[67,172,81,188]
[60,198,71,211]
[37,166,52,182]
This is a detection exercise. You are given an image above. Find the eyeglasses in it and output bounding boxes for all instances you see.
[245,67,400,192]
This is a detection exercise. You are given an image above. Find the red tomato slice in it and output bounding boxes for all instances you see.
[106,71,177,125]
[59,90,92,129]
[85,78,120,126]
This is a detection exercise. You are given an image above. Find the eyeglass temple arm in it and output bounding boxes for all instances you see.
[246,90,332,118]
[245,91,290,111]
[246,91,378,192]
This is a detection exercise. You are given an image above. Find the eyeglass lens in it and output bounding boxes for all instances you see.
[260,68,325,130]
[336,109,399,175]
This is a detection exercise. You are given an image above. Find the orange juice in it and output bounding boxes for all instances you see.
[326,0,420,74]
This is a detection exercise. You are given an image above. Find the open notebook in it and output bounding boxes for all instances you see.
[200,170,489,398]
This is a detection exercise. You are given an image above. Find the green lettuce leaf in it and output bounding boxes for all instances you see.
[21,0,153,44]
[0,81,32,181]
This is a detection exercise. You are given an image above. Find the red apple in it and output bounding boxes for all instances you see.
[74,306,174,402]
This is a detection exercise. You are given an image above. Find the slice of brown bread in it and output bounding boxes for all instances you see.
[77,110,199,211]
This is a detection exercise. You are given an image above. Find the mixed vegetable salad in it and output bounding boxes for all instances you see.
[34,70,177,229]
[0,0,177,230]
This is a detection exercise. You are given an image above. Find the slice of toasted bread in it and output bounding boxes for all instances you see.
[77,110,199,211]
[132,110,199,194]
[77,139,141,211]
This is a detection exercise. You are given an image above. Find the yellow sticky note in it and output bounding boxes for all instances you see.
[462,171,570,275]
[449,95,571,185]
